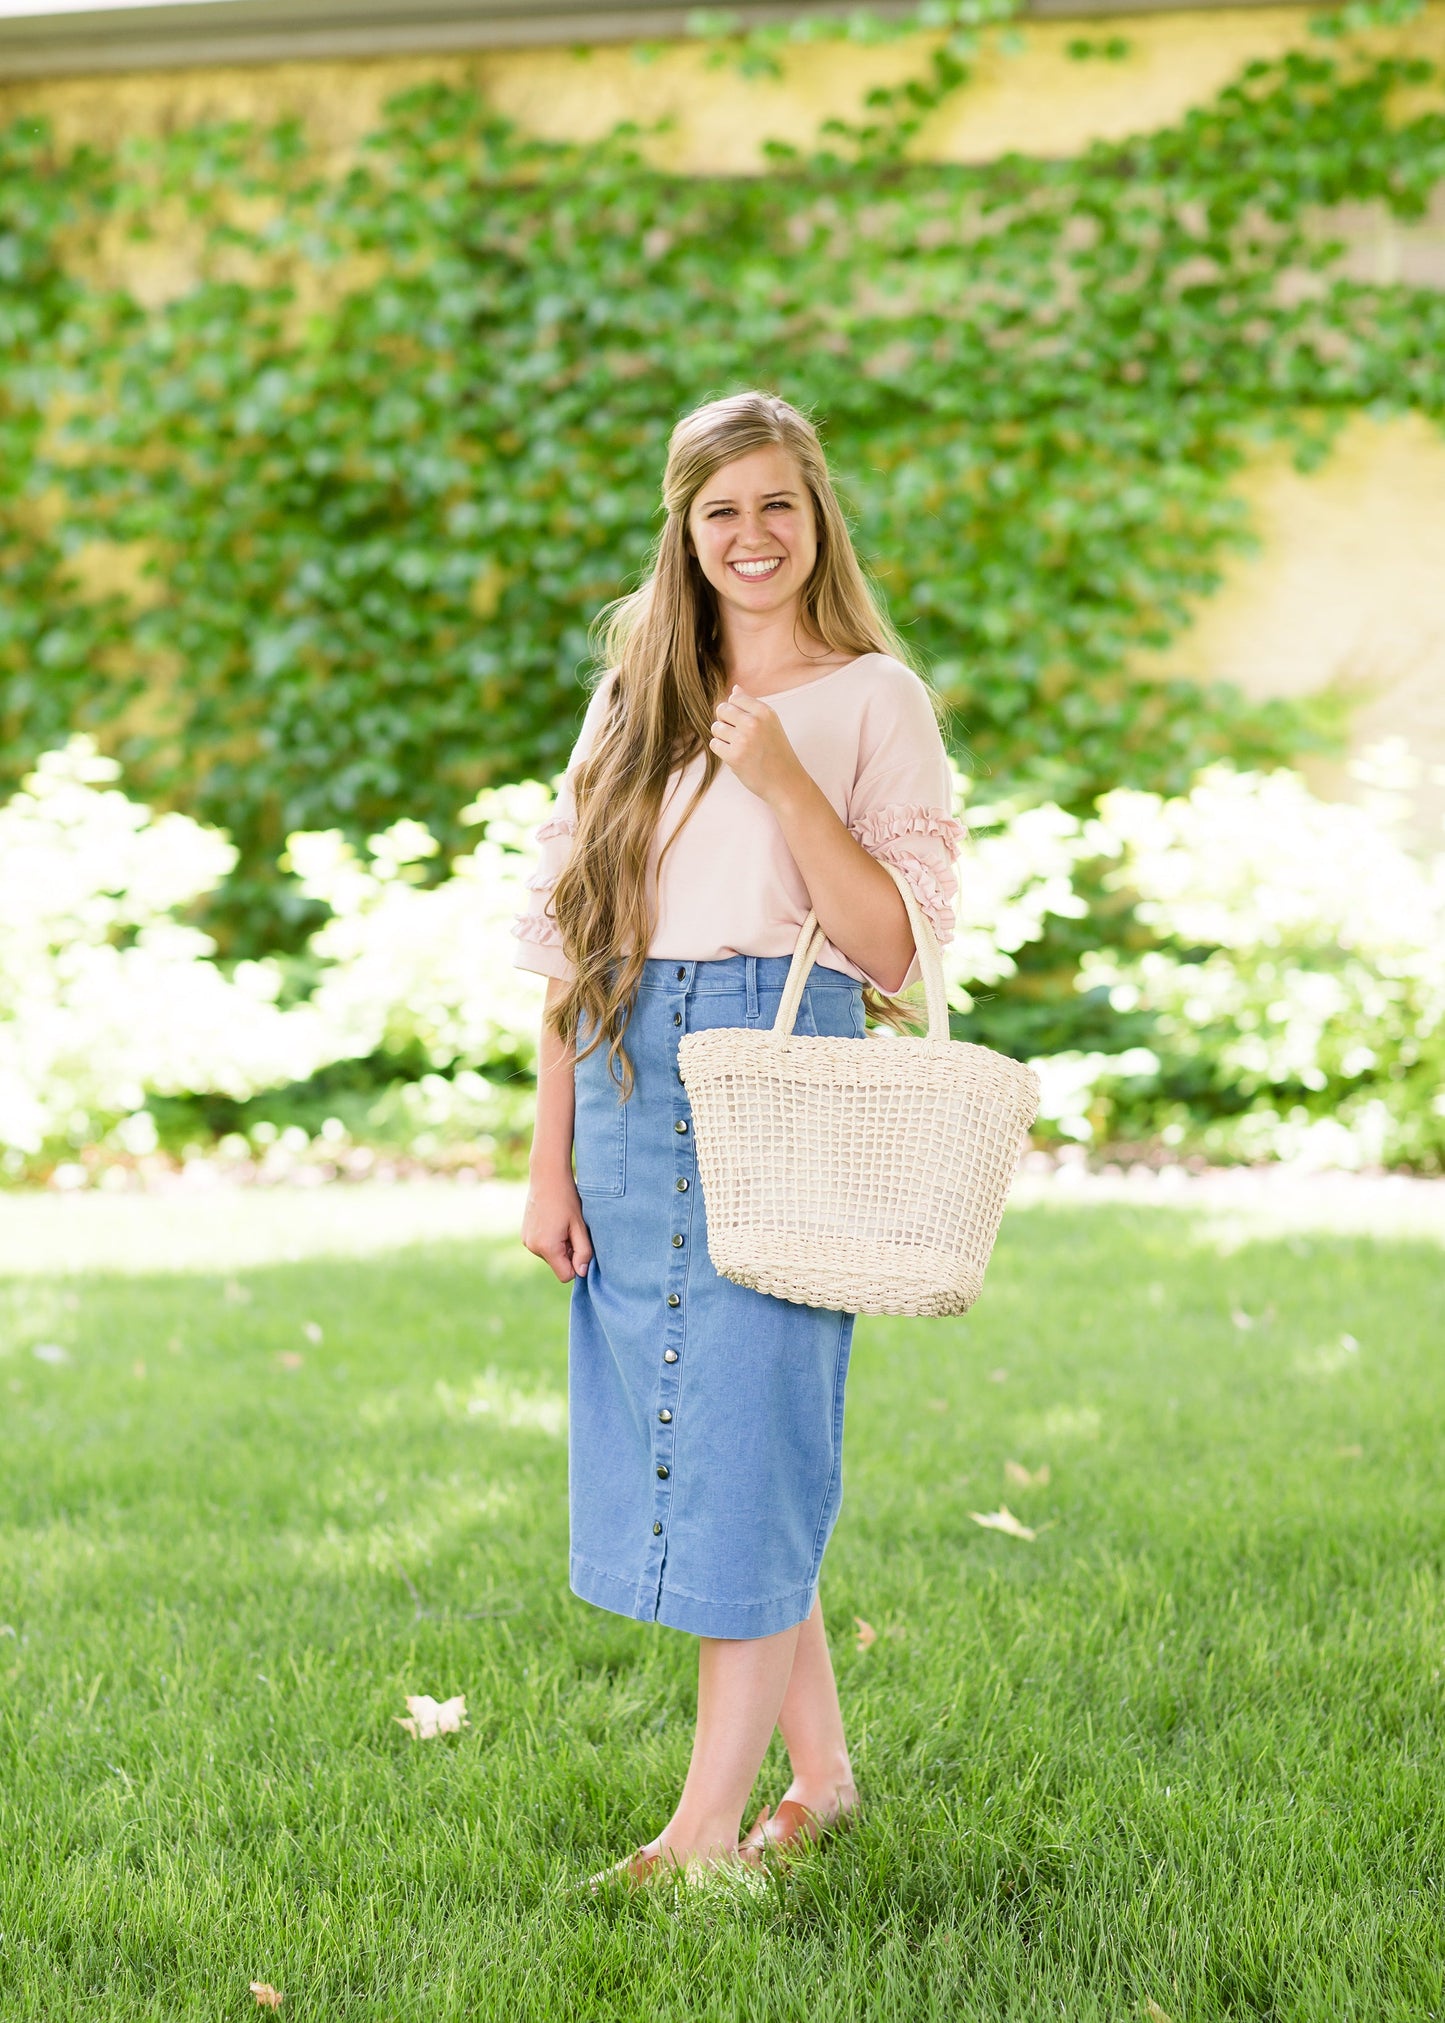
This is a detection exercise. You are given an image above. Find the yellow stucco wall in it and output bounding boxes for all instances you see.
[1133,413,1445,844]
[3,7,1443,828]
[4,8,1444,171]
[492,8,1445,173]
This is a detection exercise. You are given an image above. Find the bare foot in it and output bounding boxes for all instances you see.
[587,1836,747,1891]
[653,1831,747,1872]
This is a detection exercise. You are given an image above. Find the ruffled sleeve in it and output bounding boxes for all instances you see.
[846,663,964,993]
[511,678,615,981]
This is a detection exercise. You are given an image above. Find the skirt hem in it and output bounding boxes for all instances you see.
[570,1555,817,1640]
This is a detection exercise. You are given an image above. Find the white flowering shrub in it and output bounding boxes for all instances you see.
[0,740,342,1163]
[4,734,1440,1177]
[284,783,548,1076]
[1054,745,1445,1168]
[942,773,1091,1004]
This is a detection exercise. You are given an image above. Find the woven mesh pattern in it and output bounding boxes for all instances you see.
[678,1032,1038,1315]
[675,862,1038,1317]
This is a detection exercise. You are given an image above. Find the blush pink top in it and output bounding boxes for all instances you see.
[510,651,964,992]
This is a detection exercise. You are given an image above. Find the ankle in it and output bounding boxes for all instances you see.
[783,1762,858,1817]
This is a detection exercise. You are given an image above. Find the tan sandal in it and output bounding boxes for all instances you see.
[742,1797,859,1859]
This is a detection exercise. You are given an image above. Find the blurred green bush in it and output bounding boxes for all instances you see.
[3,41,1443,970]
[1,21,1441,1146]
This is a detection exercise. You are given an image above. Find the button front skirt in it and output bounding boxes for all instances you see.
[568,955,864,1639]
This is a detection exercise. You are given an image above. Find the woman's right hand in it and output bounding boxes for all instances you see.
[521,1166,594,1283]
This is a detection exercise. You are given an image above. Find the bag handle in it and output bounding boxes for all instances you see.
[772,861,951,1044]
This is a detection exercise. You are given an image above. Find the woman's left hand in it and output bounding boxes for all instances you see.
[709,688,808,809]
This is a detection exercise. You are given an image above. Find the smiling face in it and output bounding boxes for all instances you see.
[685,443,819,620]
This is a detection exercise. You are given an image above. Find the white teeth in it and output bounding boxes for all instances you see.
[732,558,782,577]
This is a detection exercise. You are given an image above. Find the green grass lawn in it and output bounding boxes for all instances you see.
[2,1186,1443,2021]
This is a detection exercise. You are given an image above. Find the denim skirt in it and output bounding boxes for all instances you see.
[569,954,865,1640]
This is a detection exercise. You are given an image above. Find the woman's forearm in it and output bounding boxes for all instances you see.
[531,976,578,1177]
[770,775,914,993]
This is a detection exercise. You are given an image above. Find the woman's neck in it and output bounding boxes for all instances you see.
[718,605,838,693]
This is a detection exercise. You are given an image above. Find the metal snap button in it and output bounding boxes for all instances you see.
[663,1349,679,1364]
[656,1465,670,1480]
[675,1177,688,1192]
[652,1520,663,1536]
[671,1233,684,1248]
[674,1119,688,1135]
[659,1408,673,1423]
[666,1292,680,1308]
[675,967,686,980]
[673,1011,682,1026]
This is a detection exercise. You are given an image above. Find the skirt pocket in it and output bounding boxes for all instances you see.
[573,1032,627,1198]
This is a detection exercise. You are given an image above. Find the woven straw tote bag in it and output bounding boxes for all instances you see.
[677,863,1040,1317]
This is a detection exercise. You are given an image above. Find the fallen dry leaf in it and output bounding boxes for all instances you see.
[1230,1306,1255,1331]
[249,1984,283,2009]
[395,1692,469,1739]
[969,1505,1037,1542]
[1003,1460,1050,1491]
[986,1367,1009,1383]
[276,1351,304,1372]
[1041,1404,1101,1441]
[854,1617,877,1653]
[1145,2003,1173,2023]
[303,1321,323,1345]
[1294,1333,1362,1378]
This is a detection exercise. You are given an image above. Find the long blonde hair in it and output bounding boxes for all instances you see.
[549,390,917,1093]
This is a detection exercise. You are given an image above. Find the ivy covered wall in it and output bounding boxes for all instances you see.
[1,6,1442,957]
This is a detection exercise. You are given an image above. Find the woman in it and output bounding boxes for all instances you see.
[514,390,963,1883]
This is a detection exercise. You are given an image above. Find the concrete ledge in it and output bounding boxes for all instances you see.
[0,0,1304,80]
